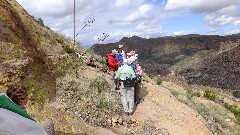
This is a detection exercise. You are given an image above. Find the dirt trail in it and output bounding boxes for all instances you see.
[32,73,211,135]
[128,81,211,135]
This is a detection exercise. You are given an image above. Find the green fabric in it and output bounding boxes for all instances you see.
[115,64,136,80]
[0,94,34,121]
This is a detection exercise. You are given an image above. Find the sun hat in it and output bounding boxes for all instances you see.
[118,45,124,48]
[111,49,117,54]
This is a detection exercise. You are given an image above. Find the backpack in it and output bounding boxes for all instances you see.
[122,77,135,87]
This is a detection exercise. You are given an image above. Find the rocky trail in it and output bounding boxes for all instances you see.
[33,72,211,135]
[108,81,210,135]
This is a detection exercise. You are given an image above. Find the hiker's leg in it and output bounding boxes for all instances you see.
[120,83,128,113]
[110,71,115,91]
[114,79,119,90]
[126,87,134,113]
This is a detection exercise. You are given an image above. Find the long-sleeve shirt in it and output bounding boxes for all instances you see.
[106,54,118,72]
[115,54,123,66]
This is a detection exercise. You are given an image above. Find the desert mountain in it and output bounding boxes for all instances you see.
[91,35,240,96]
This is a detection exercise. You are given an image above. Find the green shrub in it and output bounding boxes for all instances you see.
[224,103,240,125]
[156,77,163,85]
[186,89,200,97]
[89,77,106,94]
[96,98,116,111]
[192,91,200,97]
[56,37,64,44]
[204,89,217,101]
[99,65,108,73]
[64,45,75,54]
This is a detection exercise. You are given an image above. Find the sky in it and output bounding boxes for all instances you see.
[16,0,240,48]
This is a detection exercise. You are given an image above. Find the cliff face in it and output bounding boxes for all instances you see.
[0,0,66,100]
[91,34,240,93]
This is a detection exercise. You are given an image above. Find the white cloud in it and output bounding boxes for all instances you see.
[124,4,153,22]
[224,29,240,35]
[173,31,186,35]
[135,22,162,35]
[165,0,240,13]
[15,0,240,48]
[204,6,240,26]
[115,0,131,7]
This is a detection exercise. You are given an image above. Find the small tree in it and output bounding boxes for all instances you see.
[64,45,75,54]
[37,18,45,26]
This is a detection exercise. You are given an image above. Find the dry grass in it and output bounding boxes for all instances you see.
[162,81,240,135]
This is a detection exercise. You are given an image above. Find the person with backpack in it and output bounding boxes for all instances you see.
[115,48,124,67]
[106,49,119,91]
[127,50,138,71]
[0,85,50,135]
[115,59,136,116]
[118,45,126,59]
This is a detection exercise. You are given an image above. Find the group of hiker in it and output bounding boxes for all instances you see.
[106,45,143,116]
[0,45,142,134]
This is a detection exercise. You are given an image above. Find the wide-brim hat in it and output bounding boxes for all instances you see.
[118,44,124,48]
[127,50,135,55]
[112,49,117,54]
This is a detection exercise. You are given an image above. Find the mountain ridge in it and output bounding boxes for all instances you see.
[91,34,240,95]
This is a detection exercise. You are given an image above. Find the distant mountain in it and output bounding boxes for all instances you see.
[91,34,240,94]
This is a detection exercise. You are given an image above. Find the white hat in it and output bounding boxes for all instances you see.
[111,49,117,54]
[118,45,124,48]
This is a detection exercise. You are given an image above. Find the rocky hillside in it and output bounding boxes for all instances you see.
[91,35,240,95]
[0,0,68,101]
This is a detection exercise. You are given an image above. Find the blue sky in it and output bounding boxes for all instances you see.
[16,0,240,48]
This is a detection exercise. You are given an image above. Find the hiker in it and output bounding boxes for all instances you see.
[118,44,126,59]
[106,49,120,91]
[134,60,143,105]
[127,50,138,63]
[115,48,124,67]
[115,59,136,116]
[0,85,55,135]
[127,50,139,70]
[0,86,48,135]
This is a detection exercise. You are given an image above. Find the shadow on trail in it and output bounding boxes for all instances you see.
[133,83,148,113]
